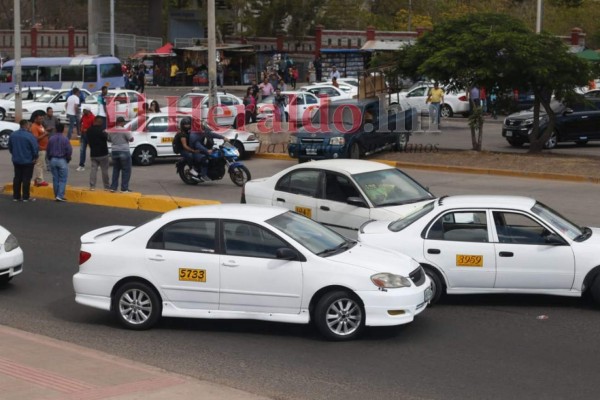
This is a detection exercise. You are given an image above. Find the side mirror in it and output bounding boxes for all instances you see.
[346,196,368,208]
[545,233,566,245]
[276,247,298,260]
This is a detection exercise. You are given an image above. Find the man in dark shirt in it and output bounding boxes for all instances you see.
[46,123,73,202]
[86,116,110,191]
[8,120,38,202]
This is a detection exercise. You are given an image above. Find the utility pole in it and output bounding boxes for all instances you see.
[14,0,22,122]
[110,0,115,56]
[207,0,217,108]
[407,0,412,31]
[536,0,543,33]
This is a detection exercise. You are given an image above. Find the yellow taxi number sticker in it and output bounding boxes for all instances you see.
[178,268,206,282]
[295,206,312,219]
[456,254,483,267]
[161,137,173,143]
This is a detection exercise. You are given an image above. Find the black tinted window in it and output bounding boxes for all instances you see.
[427,211,488,242]
[62,66,83,81]
[324,173,360,202]
[100,63,122,78]
[223,221,286,258]
[147,220,216,253]
[276,170,321,197]
[84,65,97,82]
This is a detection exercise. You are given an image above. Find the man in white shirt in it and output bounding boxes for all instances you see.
[329,66,341,80]
[65,87,81,140]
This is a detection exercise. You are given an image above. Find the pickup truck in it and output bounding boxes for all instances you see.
[287,98,415,163]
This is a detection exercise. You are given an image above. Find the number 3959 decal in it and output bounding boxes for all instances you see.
[456,254,483,267]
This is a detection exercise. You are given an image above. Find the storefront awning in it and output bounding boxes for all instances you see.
[360,40,412,52]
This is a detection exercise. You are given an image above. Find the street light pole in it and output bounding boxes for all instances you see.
[110,0,115,56]
[207,0,217,108]
[14,0,22,122]
[536,0,543,33]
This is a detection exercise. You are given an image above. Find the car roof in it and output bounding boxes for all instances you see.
[160,204,288,222]
[286,159,395,175]
[436,195,537,210]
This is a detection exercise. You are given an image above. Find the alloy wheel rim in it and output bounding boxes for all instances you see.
[119,289,152,325]
[325,298,361,336]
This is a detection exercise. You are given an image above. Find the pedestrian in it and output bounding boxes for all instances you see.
[43,107,59,136]
[278,79,287,92]
[8,120,38,202]
[314,56,322,82]
[329,65,341,80]
[274,88,287,123]
[426,82,445,126]
[148,100,161,113]
[259,78,274,100]
[290,66,298,89]
[137,65,146,93]
[170,62,179,86]
[331,77,339,88]
[97,86,109,130]
[77,106,95,171]
[243,87,256,124]
[469,85,481,111]
[108,116,134,193]
[65,87,81,140]
[87,116,110,191]
[30,111,49,187]
[46,122,72,202]
[480,86,487,114]
[217,62,224,88]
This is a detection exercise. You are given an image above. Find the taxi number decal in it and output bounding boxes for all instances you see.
[456,254,483,267]
[178,268,206,282]
[295,206,312,219]
[161,137,173,143]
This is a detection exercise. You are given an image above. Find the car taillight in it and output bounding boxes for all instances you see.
[458,95,467,102]
[79,251,91,265]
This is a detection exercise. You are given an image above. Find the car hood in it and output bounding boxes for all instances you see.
[328,242,419,276]
[81,225,136,244]
[359,219,393,235]
[293,124,359,136]
[505,109,544,120]
[371,201,432,220]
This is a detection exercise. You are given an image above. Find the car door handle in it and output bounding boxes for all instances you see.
[222,261,239,267]
[150,136,157,139]
[320,206,330,211]
[148,255,164,262]
[581,116,589,119]
[276,198,286,203]
[499,252,514,257]
[427,249,441,254]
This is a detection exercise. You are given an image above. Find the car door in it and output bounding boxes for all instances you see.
[303,93,320,123]
[404,86,429,112]
[145,219,220,309]
[128,91,143,119]
[316,172,370,238]
[219,220,303,314]
[272,169,321,221]
[491,211,575,289]
[145,116,176,156]
[423,210,497,289]
[287,93,305,122]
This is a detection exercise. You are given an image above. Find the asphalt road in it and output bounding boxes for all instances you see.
[1,157,600,400]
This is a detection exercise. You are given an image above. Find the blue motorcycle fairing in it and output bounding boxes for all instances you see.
[228,161,244,171]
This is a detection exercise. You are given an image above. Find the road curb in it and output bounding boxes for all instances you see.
[253,153,600,184]
[2,183,220,212]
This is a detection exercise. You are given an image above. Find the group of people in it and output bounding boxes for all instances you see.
[122,64,146,93]
[242,77,289,123]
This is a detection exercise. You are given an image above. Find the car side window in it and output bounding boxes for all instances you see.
[220,96,235,106]
[275,170,321,197]
[305,94,318,104]
[294,95,305,105]
[493,211,550,245]
[147,220,216,253]
[128,92,140,103]
[223,221,287,258]
[146,117,169,133]
[324,173,361,203]
[427,211,488,242]
[408,87,427,97]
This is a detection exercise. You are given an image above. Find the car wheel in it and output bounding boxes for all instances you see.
[233,140,248,160]
[575,139,589,146]
[132,145,156,166]
[0,107,5,121]
[506,138,524,147]
[440,104,453,118]
[0,275,12,285]
[0,130,11,149]
[424,268,444,305]
[229,165,251,186]
[314,291,365,341]
[113,282,161,330]
[395,132,409,152]
[349,142,361,159]
[544,131,558,149]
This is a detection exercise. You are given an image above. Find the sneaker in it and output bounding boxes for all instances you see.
[201,175,211,182]
[89,187,95,191]
[35,181,49,187]
[191,175,202,182]
[110,189,116,193]
[121,189,133,193]
[23,198,36,202]
[55,197,67,202]
[12,198,19,202]
[189,169,199,177]
[76,166,85,172]
[104,188,111,191]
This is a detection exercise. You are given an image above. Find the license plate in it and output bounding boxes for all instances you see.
[456,254,483,267]
[295,206,312,218]
[305,147,318,156]
[505,131,513,137]
[178,268,206,282]
[424,286,433,302]
[161,137,173,143]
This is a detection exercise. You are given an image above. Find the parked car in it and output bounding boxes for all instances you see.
[388,82,469,118]
[299,84,354,101]
[0,120,20,149]
[256,90,321,123]
[0,224,24,285]
[0,86,49,120]
[359,195,600,305]
[73,204,432,340]
[175,91,245,128]
[502,98,600,148]
[8,88,91,121]
[242,159,434,238]
[109,113,259,165]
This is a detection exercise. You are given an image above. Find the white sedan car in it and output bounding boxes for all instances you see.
[299,84,354,101]
[359,195,600,305]
[175,91,245,128]
[388,83,469,118]
[73,204,431,340]
[0,120,20,149]
[109,113,259,165]
[256,90,321,123]
[0,224,24,285]
[0,86,49,120]
[8,88,92,121]
[242,159,435,238]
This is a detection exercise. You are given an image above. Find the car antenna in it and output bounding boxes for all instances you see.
[437,195,449,206]
[158,181,183,209]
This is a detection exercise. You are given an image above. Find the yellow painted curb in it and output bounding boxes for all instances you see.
[254,153,294,161]
[3,183,220,212]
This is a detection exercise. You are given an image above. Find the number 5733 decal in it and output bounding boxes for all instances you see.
[456,254,483,267]
[178,268,206,282]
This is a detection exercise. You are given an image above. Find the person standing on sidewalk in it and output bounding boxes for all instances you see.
[108,116,134,193]
[426,82,444,127]
[87,116,110,191]
[97,86,109,130]
[30,111,49,187]
[65,88,81,140]
[46,125,72,202]
[8,120,38,202]
[77,106,95,172]
[43,107,60,137]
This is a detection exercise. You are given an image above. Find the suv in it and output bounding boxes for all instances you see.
[502,98,600,148]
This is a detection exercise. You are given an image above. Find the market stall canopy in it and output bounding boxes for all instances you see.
[155,42,174,55]
[360,40,413,52]
[576,49,600,62]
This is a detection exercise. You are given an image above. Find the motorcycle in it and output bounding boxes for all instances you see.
[176,141,251,187]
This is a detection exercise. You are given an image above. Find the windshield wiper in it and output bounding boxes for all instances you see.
[317,240,355,256]
[574,227,592,242]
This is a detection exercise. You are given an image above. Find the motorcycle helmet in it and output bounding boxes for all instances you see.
[180,117,192,132]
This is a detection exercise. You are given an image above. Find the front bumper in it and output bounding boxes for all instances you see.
[0,247,24,279]
[288,143,347,160]
[502,126,532,142]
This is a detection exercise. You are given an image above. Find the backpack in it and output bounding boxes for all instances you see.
[172,131,186,154]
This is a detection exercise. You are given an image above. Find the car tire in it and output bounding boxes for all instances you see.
[506,138,524,147]
[0,130,11,149]
[314,290,365,341]
[0,275,12,285]
[590,276,600,306]
[233,140,248,160]
[0,107,5,121]
[440,104,453,118]
[132,145,156,166]
[424,268,444,305]
[575,140,589,146]
[394,132,409,152]
[349,142,361,159]
[544,131,558,149]
[113,282,161,330]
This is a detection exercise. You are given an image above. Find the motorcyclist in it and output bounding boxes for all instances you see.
[178,117,202,180]
[189,120,229,182]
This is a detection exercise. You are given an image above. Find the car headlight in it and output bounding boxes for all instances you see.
[371,273,412,289]
[4,234,19,252]
[329,136,345,146]
[246,134,256,141]
[289,135,298,144]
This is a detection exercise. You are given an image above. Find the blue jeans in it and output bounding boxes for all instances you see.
[67,115,77,139]
[79,134,88,167]
[110,151,132,191]
[192,152,209,176]
[50,157,68,199]
[428,102,441,125]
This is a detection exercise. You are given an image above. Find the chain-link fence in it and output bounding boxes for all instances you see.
[96,32,162,59]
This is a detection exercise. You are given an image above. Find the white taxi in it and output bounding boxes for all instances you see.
[242,159,434,238]
[175,91,245,128]
[73,204,431,340]
[359,195,600,304]
[8,88,92,121]
[0,224,24,285]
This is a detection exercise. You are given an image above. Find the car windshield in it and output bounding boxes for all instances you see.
[310,103,359,126]
[531,202,583,240]
[259,95,276,105]
[267,211,352,256]
[389,201,436,232]
[352,169,434,207]
[178,94,206,108]
[86,94,100,104]
[35,91,58,102]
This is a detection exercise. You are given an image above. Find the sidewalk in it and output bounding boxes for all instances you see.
[0,324,271,400]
